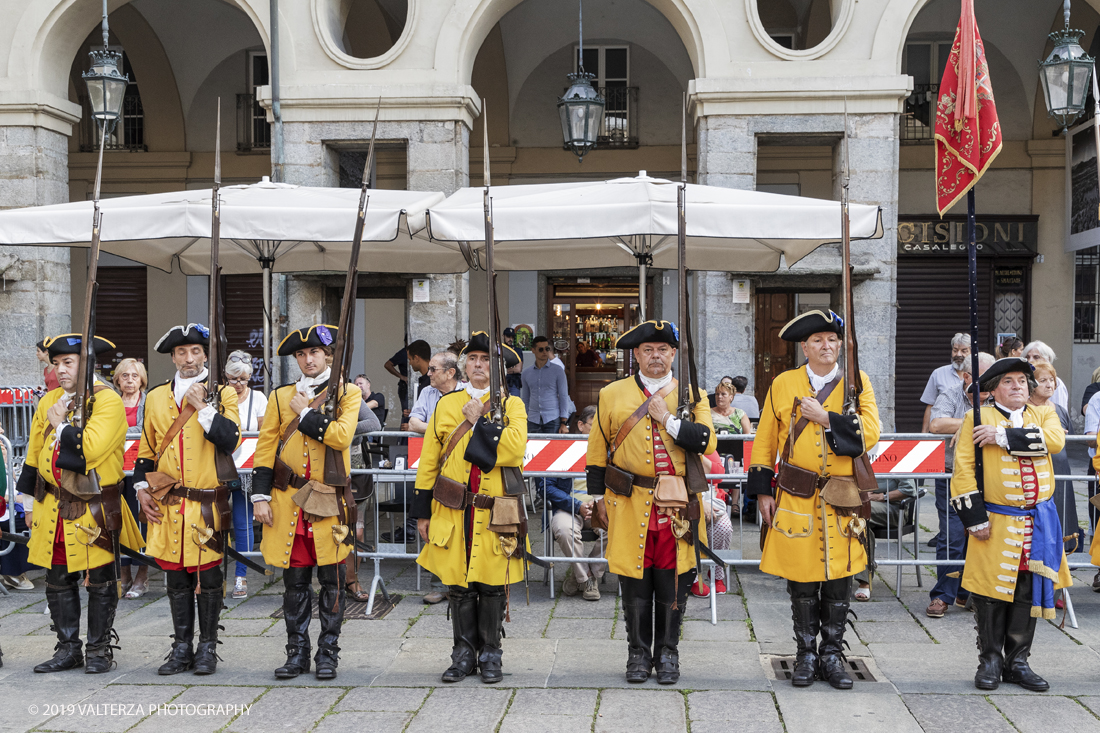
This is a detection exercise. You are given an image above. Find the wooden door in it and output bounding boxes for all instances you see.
[754,292,796,400]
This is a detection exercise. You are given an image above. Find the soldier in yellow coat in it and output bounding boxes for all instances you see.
[748,310,880,690]
[134,324,241,676]
[251,324,361,681]
[16,334,144,674]
[411,332,528,684]
[585,320,717,686]
[952,357,1070,693]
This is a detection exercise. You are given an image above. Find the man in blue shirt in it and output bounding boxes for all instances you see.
[521,336,572,435]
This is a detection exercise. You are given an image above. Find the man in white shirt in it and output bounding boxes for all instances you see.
[409,352,460,434]
[921,333,970,432]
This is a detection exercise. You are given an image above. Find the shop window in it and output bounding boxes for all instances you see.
[1076,246,1100,343]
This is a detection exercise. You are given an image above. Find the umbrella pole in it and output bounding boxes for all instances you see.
[638,258,647,321]
[262,258,273,396]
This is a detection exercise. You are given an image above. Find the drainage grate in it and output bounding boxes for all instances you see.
[769,656,876,682]
[270,594,403,621]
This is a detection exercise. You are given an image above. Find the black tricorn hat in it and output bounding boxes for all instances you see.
[43,334,115,361]
[155,323,209,354]
[462,331,520,368]
[779,310,844,343]
[615,320,679,350]
[278,324,338,356]
[978,357,1033,390]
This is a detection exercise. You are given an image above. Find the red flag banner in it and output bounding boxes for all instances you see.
[934,0,1002,215]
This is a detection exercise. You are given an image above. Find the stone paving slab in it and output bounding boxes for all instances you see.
[225,687,343,733]
[594,690,686,733]
[32,684,184,733]
[498,689,598,733]
[404,688,512,733]
[772,687,924,733]
[901,694,1015,733]
[686,690,783,733]
[373,638,555,688]
[990,695,1100,732]
[312,711,412,733]
[129,686,264,733]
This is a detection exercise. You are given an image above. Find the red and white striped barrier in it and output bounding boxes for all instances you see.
[123,438,259,470]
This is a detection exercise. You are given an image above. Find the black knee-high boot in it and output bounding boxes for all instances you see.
[275,566,314,679]
[1002,602,1048,691]
[653,569,693,685]
[477,584,507,684]
[35,566,84,673]
[620,569,654,683]
[787,581,820,688]
[973,594,1008,690]
[84,565,120,674]
[442,585,479,683]
[315,564,345,680]
[818,577,854,690]
[194,566,224,675]
[158,570,196,675]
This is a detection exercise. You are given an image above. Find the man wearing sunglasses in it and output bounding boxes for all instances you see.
[521,336,571,437]
[409,353,461,435]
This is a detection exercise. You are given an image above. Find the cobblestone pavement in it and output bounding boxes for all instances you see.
[4,483,1100,731]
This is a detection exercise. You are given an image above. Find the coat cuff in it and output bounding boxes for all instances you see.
[1003,426,1048,456]
[252,465,274,495]
[132,457,154,486]
[464,419,504,473]
[298,409,334,442]
[586,465,607,496]
[825,412,865,457]
[54,424,86,473]
[673,421,712,454]
[204,413,240,455]
[410,488,433,519]
[15,463,38,496]
[747,466,775,497]
[949,490,989,528]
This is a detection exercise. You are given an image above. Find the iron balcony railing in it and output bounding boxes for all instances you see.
[237,93,271,152]
[901,83,938,144]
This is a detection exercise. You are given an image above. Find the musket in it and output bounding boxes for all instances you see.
[323,98,381,422]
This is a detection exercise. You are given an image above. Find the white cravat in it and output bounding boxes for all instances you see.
[806,363,839,394]
[174,368,209,406]
[465,383,489,400]
[995,402,1025,428]
[639,371,681,438]
[296,367,332,419]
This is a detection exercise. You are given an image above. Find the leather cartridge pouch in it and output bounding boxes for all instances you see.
[684,452,709,495]
[500,465,526,497]
[291,479,342,520]
[271,391,328,492]
[143,472,182,502]
[590,497,609,531]
[488,494,523,534]
[431,403,490,508]
[654,475,689,510]
[819,476,864,511]
[852,452,878,493]
[59,467,102,501]
[604,464,635,497]
[776,377,841,500]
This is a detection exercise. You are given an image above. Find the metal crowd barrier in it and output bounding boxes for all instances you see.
[0,435,19,578]
[0,387,38,467]
[3,424,1095,625]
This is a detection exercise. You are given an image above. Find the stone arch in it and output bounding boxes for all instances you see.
[441,0,714,87]
[9,0,269,113]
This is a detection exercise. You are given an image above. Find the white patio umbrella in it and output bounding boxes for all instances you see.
[0,178,446,386]
[425,172,885,313]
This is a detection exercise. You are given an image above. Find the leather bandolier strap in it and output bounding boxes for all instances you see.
[166,486,232,553]
[37,474,124,553]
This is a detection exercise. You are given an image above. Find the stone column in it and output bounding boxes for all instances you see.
[0,126,70,385]
[281,118,470,355]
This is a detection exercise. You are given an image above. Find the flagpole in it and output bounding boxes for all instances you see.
[967,188,984,498]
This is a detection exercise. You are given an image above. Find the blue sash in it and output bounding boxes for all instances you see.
[985,500,1061,618]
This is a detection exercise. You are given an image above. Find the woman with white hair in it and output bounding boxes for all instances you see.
[1022,341,1069,411]
[226,350,268,598]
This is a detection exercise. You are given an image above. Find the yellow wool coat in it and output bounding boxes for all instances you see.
[135,381,240,566]
[953,405,1072,604]
[253,383,361,568]
[26,386,144,571]
[752,368,880,583]
[414,390,529,588]
[585,376,717,579]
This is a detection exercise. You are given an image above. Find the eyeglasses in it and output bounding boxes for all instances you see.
[228,354,251,364]
[227,378,250,385]
[427,366,454,374]
[535,347,550,352]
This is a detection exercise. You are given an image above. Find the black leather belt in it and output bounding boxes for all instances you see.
[632,475,659,490]
[467,493,495,510]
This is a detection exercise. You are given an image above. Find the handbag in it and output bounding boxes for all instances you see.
[775,376,841,499]
[654,475,689,509]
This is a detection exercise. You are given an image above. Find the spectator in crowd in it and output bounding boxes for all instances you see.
[854,476,919,601]
[549,405,604,600]
[1022,341,1068,411]
[996,336,1024,359]
[1080,365,1100,417]
[921,333,971,432]
[550,340,568,371]
[692,451,734,598]
[711,383,753,435]
[522,336,571,436]
[113,357,149,598]
[1029,360,1081,570]
[36,340,59,392]
[708,376,734,407]
[926,351,995,617]
[575,340,603,367]
[0,431,34,591]
[409,352,460,434]
[731,376,760,419]
[1083,375,1100,559]
[354,374,386,424]
[225,350,267,599]
[384,339,431,424]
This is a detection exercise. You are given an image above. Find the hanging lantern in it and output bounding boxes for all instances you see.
[1038,0,1094,129]
[558,71,605,160]
[82,48,129,133]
